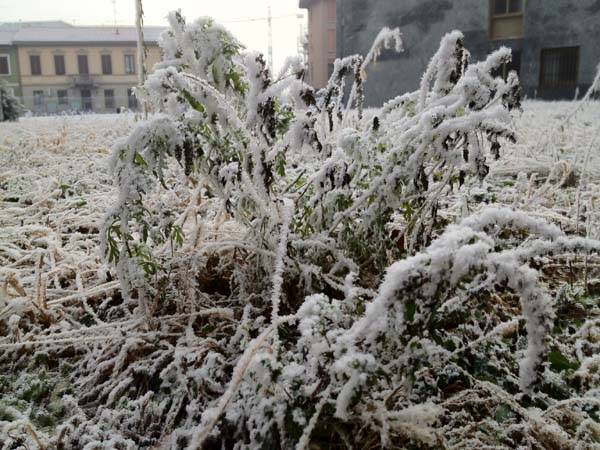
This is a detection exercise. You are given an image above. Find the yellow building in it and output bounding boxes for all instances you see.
[11,23,164,114]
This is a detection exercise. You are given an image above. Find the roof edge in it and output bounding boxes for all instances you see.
[12,40,160,46]
[299,0,317,9]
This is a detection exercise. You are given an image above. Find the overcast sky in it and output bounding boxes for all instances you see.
[0,0,306,71]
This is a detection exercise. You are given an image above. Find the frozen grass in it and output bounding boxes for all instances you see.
[2,102,597,323]
[1,99,600,448]
[0,115,134,317]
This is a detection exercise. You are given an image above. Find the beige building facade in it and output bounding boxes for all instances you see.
[299,0,336,88]
[9,24,163,114]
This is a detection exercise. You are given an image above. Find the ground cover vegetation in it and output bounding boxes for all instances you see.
[1,11,600,450]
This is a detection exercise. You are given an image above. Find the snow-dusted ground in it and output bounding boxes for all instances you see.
[1,102,599,310]
[1,102,600,448]
[495,100,600,179]
[1,114,136,314]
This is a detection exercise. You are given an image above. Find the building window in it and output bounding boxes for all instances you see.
[490,0,524,40]
[78,55,89,75]
[104,89,115,109]
[54,55,66,75]
[127,88,138,109]
[124,55,136,74]
[540,47,579,87]
[33,90,44,107]
[81,89,92,111]
[101,54,112,75]
[493,0,523,14]
[30,55,42,75]
[57,89,69,105]
[0,54,10,75]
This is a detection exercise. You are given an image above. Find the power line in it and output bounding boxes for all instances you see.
[221,13,303,24]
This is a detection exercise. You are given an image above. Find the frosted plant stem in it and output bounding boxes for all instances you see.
[295,385,332,450]
[187,314,297,450]
[270,199,293,323]
[135,0,147,118]
[575,126,600,234]
[46,281,121,307]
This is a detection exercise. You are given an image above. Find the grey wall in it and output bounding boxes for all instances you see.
[336,0,490,106]
[521,0,600,98]
[337,0,600,105]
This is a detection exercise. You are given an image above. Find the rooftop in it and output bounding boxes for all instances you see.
[0,21,165,45]
[0,31,14,46]
[0,21,72,31]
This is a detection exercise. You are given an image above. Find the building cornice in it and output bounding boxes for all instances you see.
[13,41,159,47]
[299,0,317,9]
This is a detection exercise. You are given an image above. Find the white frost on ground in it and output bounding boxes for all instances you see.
[1,101,600,448]
[1,101,599,320]
[0,114,134,315]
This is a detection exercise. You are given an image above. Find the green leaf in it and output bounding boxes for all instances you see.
[402,201,414,222]
[181,89,206,114]
[133,152,148,167]
[227,68,247,95]
[493,404,514,423]
[59,182,70,194]
[548,350,579,372]
[275,151,286,177]
[211,64,221,86]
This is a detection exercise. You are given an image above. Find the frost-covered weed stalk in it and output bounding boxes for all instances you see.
[2,12,600,450]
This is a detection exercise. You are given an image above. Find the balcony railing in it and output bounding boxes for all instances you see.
[72,75,97,88]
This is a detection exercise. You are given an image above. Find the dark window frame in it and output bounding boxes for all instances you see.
[127,88,138,109]
[81,88,92,110]
[124,54,136,74]
[57,89,69,105]
[30,55,42,75]
[101,54,112,75]
[54,54,66,75]
[77,54,89,75]
[0,54,10,75]
[33,90,44,106]
[492,0,523,17]
[104,89,115,109]
[489,0,524,40]
[540,46,579,88]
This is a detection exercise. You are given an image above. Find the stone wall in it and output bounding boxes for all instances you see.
[521,0,600,99]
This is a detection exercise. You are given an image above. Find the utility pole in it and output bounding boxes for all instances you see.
[135,0,145,87]
[134,0,147,118]
[267,5,273,72]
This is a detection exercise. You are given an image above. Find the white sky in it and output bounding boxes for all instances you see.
[0,0,307,71]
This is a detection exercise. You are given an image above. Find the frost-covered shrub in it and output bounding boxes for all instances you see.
[101,15,521,304]
[0,82,24,122]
